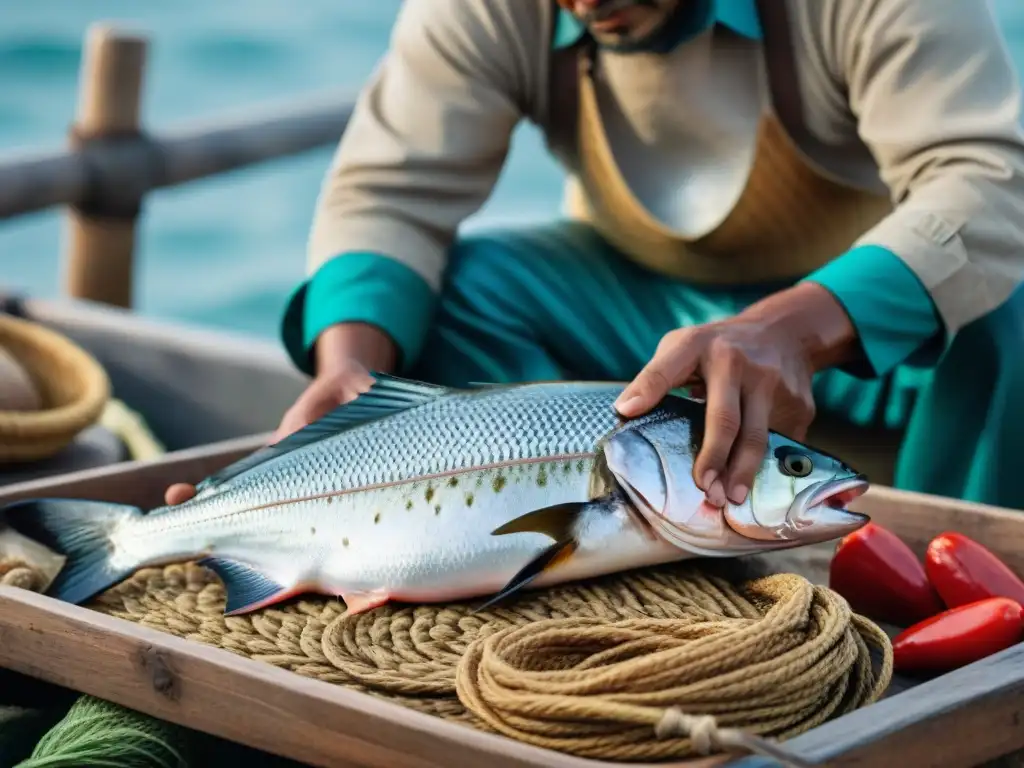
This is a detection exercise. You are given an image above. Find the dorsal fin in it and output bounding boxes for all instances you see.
[193,373,450,494]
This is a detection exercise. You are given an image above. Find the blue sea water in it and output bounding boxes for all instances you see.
[0,1,1022,342]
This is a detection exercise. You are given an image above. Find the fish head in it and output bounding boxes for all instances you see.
[734,433,870,542]
[602,402,869,547]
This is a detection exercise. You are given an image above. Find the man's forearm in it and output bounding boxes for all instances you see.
[738,281,860,374]
[280,251,437,376]
[314,323,398,376]
[800,245,944,378]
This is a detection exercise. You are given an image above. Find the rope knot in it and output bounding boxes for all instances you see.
[655,706,815,768]
[0,558,46,592]
[655,708,720,754]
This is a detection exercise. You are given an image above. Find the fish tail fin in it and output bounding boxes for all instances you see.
[0,498,143,604]
[473,502,585,613]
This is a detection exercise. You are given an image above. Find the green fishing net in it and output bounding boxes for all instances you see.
[0,669,303,768]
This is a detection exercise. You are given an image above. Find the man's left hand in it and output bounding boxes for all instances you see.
[613,282,857,509]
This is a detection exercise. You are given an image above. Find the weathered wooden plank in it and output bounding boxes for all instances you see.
[722,643,1024,767]
[3,567,1021,768]
[0,433,267,509]
[0,586,726,768]
[1,442,1023,768]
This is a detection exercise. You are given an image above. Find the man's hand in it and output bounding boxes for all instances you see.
[163,323,397,506]
[271,357,378,444]
[613,282,858,509]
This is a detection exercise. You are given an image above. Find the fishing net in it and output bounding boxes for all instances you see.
[0,667,302,768]
[3,549,896,766]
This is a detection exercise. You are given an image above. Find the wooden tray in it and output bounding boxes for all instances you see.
[0,436,1022,768]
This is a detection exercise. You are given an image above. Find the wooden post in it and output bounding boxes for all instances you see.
[63,24,148,309]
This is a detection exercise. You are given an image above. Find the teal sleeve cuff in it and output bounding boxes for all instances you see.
[280,252,437,376]
[802,245,944,378]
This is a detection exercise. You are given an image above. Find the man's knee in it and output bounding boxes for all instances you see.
[940,284,1024,376]
[444,222,609,301]
[442,224,592,318]
[437,232,537,327]
[968,284,1024,346]
[446,231,535,295]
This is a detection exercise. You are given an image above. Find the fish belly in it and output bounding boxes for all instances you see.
[320,459,598,603]
[311,457,688,604]
[119,457,683,608]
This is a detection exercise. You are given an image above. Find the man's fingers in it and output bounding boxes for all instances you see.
[771,395,816,442]
[615,333,702,418]
[682,378,707,402]
[723,384,772,505]
[614,364,672,417]
[273,381,344,442]
[272,373,374,443]
[272,405,313,444]
[164,483,196,506]
[693,360,742,506]
[348,365,377,393]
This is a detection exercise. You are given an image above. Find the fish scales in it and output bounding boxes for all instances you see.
[139,382,623,522]
[0,375,870,616]
[109,383,639,605]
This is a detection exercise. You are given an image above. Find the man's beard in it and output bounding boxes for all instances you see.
[573,0,684,51]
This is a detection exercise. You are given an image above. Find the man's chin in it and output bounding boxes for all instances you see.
[575,0,683,50]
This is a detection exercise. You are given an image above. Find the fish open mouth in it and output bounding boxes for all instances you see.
[807,474,870,511]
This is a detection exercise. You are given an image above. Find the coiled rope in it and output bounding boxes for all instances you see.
[0,559,47,593]
[456,572,890,763]
[2,555,891,764]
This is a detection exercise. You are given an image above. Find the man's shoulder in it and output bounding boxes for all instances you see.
[386,0,557,118]
[393,0,554,52]
[789,0,999,52]
[780,0,1002,82]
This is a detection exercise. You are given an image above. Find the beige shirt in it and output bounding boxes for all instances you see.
[306,0,1024,339]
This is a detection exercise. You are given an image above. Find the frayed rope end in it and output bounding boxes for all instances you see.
[655,709,720,753]
[655,707,814,768]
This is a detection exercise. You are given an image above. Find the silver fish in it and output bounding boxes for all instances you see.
[0,374,869,616]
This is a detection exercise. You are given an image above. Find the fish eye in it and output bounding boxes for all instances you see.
[780,452,813,478]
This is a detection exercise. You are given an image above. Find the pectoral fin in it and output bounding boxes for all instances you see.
[475,501,584,612]
[489,501,584,539]
[473,539,579,613]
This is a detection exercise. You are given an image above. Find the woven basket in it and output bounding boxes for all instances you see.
[0,313,110,463]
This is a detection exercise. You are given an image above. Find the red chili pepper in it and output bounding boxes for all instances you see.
[829,522,943,626]
[925,532,1024,610]
[892,597,1024,674]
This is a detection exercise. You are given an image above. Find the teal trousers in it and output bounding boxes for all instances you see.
[405,221,1024,511]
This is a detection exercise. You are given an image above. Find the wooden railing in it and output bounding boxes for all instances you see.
[0,23,356,308]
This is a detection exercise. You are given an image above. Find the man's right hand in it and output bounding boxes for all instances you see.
[163,323,398,506]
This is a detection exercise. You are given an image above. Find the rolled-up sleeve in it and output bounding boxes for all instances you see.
[828,0,1024,346]
[804,244,942,377]
[281,252,438,375]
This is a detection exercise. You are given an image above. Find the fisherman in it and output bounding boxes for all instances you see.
[167,0,1024,510]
